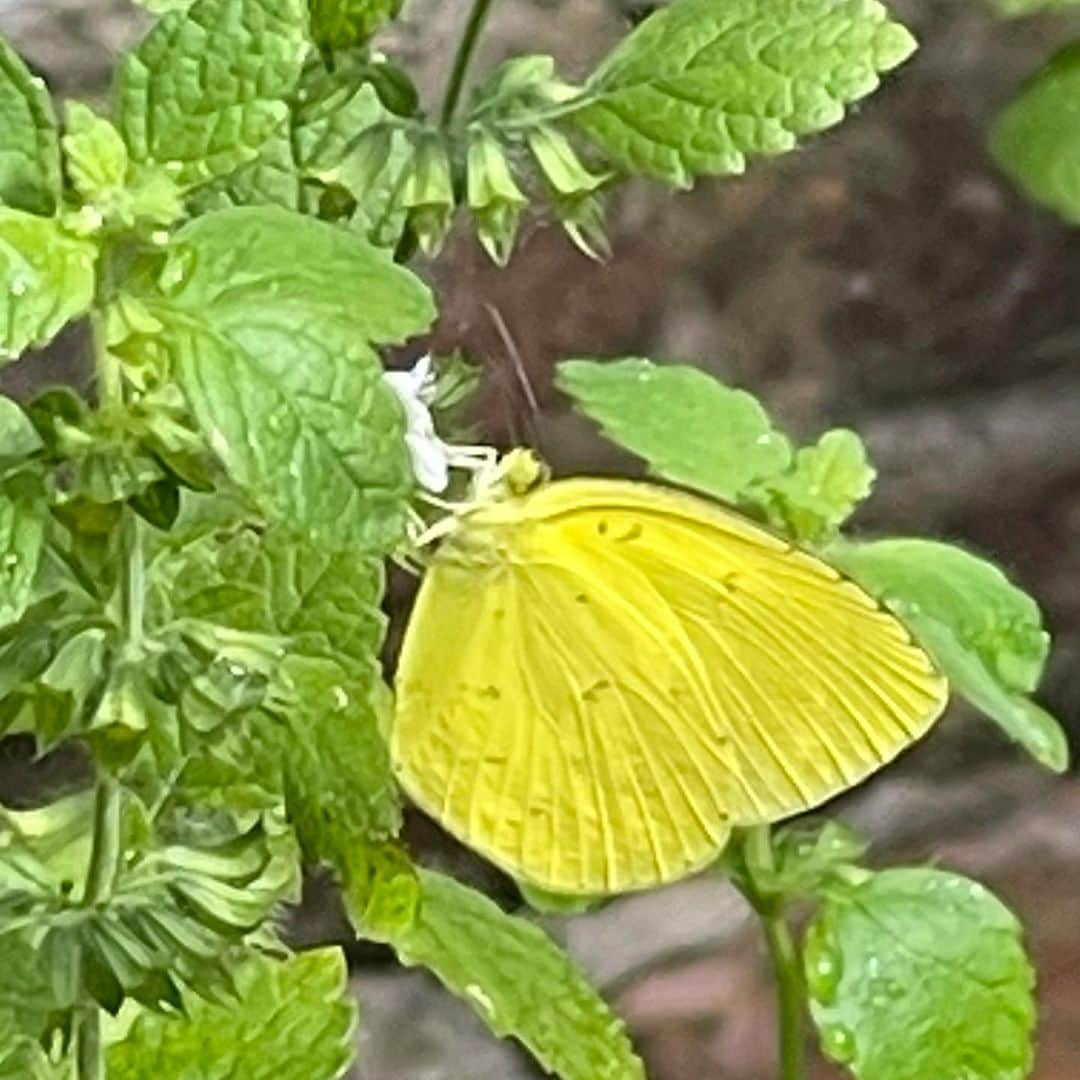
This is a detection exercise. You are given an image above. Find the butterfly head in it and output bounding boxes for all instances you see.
[474,448,549,501]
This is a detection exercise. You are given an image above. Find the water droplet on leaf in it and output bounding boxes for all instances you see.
[820,1023,856,1064]
[806,947,842,1004]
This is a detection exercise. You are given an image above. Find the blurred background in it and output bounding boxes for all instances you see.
[2,0,1079,1076]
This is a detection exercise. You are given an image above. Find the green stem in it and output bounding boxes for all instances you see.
[439,0,498,128]
[90,309,122,410]
[76,776,121,1080]
[83,775,122,906]
[75,1004,103,1080]
[741,827,806,1080]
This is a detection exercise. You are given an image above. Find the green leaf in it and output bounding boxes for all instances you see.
[565,0,916,186]
[0,396,43,467]
[0,1010,62,1079]
[897,614,1069,773]
[116,0,310,189]
[805,867,1035,1079]
[830,538,1048,696]
[131,206,433,548]
[830,537,1067,771]
[106,948,356,1080]
[260,658,401,863]
[149,523,401,851]
[991,43,1080,222]
[0,469,47,628]
[371,869,645,1080]
[309,0,403,49]
[62,101,129,203]
[746,429,875,543]
[723,820,867,900]
[0,35,60,215]
[557,357,791,501]
[517,881,606,915]
[0,209,97,362]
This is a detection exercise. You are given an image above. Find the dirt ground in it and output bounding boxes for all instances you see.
[2,1,1080,1076]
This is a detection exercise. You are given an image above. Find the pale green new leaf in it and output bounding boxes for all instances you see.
[62,102,129,202]
[991,44,1080,222]
[376,869,645,1080]
[830,537,1067,771]
[0,210,96,363]
[566,0,917,186]
[106,949,356,1080]
[0,469,48,628]
[0,36,60,215]
[310,0,403,49]
[116,0,309,189]
[557,357,791,501]
[747,428,875,543]
[134,206,433,549]
[805,868,1035,1079]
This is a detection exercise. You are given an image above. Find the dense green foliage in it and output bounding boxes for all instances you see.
[0,0,1066,1077]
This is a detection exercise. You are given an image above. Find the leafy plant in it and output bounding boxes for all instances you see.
[0,1,1065,1079]
[988,1,1080,217]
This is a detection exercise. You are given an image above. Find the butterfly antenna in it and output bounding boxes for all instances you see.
[484,302,542,449]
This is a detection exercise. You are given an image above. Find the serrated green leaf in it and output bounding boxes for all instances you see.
[557,357,791,501]
[342,840,421,939]
[259,656,401,859]
[373,869,645,1080]
[149,522,401,851]
[805,867,1035,1079]
[309,0,403,49]
[0,468,48,628]
[830,537,1067,770]
[991,43,1080,222]
[116,0,310,189]
[0,209,97,363]
[106,948,355,1080]
[746,429,875,543]
[830,538,1048,695]
[0,35,60,215]
[63,101,128,203]
[129,206,432,549]
[900,613,1069,773]
[566,0,916,186]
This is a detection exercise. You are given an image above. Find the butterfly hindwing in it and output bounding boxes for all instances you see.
[393,477,948,894]
[393,545,737,894]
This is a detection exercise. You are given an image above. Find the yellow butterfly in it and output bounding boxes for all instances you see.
[392,450,947,895]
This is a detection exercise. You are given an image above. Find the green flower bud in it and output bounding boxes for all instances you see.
[400,132,455,257]
[526,124,608,197]
[466,127,527,265]
[554,191,611,261]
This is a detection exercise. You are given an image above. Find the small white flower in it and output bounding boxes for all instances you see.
[384,355,451,493]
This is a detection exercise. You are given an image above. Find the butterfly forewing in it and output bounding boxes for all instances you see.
[392,478,947,894]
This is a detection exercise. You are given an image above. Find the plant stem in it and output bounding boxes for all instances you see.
[741,827,806,1080]
[439,0,497,128]
[83,774,122,906]
[75,1003,104,1080]
[76,776,121,1080]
